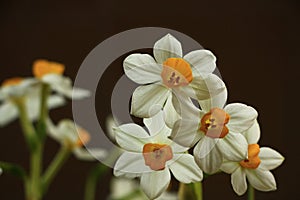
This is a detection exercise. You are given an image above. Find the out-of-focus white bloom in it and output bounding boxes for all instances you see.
[124,34,225,118]
[220,121,284,195]
[109,177,177,200]
[0,78,65,127]
[47,119,107,161]
[113,112,202,199]
[32,59,91,99]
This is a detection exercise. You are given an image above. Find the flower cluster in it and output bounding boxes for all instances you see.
[113,34,284,199]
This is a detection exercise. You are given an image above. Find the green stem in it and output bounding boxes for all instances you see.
[42,146,72,193]
[84,164,109,200]
[84,148,122,200]
[28,143,42,200]
[36,84,50,141]
[193,182,203,200]
[178,182,203,200]
[14,98,37,152]
[0,161,27,180]
[248,185,255,200]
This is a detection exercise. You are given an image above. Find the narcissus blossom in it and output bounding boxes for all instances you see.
[220,121,284,195]
[0,78,65,127]
[124,34,225,118]
[32,59,91,99]
[113,112,203,199]
[170,89,257,174]
[47,119,107,161]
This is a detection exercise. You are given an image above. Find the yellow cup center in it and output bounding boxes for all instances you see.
[2,77,24,87]
[143,143,173,171]
[240,144,261,169]
[161,58,193,88]
[200,108,230,138]
[33,59,65,78]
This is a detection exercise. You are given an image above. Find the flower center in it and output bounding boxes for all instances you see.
[76,128,91,147]
[240,144,261,169]
[161,58,193,88]
[33,59,65,78]
[200,108,230,138]
[143,143,173,171]
[2,77,24,87]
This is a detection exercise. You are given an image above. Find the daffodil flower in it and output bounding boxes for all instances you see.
[170,89,258,174]
[113,112,203,200]
[47,119,107,161]
[0,78,65,127]
[31,59,91,99]
[124,34,226,118]
[220,121,284,195]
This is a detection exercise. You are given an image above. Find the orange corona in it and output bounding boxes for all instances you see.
[143,143,173,171]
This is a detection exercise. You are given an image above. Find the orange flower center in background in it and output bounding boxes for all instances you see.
[143,143,173,171]
[2,77,24,87]
[240,144,261,169]
[200,108,230,138]
[161,58,193,88]
[33,59,65,78]
[76,128,91,147]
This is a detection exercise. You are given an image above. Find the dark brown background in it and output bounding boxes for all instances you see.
[0,0,298,199]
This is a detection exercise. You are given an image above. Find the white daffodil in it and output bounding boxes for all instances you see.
[220,121,284,195]
[31,59,91,99]
[124,34,226,118]
[170,89,258,174]
[113,112,203,200]
[47,119,107,161]
[109,177,177,200]
[0,167,2,175]
[0,78,65,127]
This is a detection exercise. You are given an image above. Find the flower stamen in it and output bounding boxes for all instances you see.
[200,108,230,138]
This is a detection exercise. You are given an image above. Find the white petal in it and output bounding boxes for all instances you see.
[114,152,151,177]
[218,133,248,161]
[114,123,150,152]
[123,53,162,84]
[163,95,180,128]
[242,120,260,144]
[73,148,107,161]
[198,87,228,112]
[172,89,201,120]
[184,49,216,76]
[143,110,168,136]
[246,169,277,192]
[220,160,240,174]
[26,95,40,121]
[225,103,258,133]
[188,74,226,100]
[131,84,171,118]
[153,34,183,64]
[47,95,66,109]
[259,147,284,170]
[110,177,140,199]
[168,154,203,183]
[194,137,223,174]
[42,74,90,99]
[0,102,18,127]
[170,119,202,147]
[231,167,247,195]
[140,168,171,199]
[72,88,91,99]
